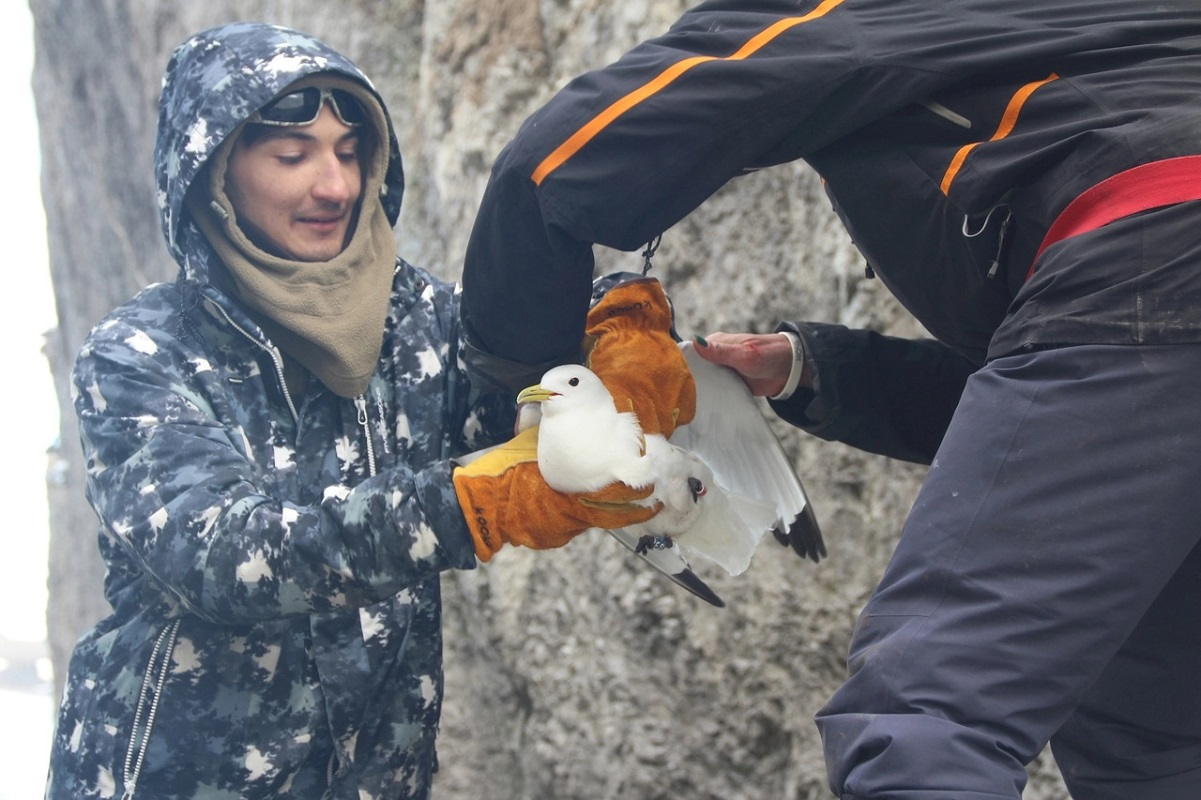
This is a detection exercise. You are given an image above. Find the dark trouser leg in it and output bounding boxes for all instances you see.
[815,344,1201,799]
[1051,537,1201,799]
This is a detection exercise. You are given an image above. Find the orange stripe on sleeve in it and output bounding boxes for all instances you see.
[939,73,1059,195]
[531,0,848,185]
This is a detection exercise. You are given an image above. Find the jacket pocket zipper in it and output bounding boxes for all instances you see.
[122,618,182,799]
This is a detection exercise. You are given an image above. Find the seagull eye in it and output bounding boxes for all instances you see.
[568,377,580,387]
[688,476,707,502]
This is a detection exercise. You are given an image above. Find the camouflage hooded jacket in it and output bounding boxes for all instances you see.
[46,23,513,800]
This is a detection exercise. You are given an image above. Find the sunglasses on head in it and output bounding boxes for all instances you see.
[249,86,367,128]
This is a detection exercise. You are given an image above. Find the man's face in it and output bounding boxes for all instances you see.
[225,103,363,262]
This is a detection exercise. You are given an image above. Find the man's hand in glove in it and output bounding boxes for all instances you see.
[452,426,660,562]
[584,277,696,438]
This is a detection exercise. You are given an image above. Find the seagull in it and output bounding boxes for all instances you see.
[516,365,732,606]
[587,271,825,564]
[500,275,826,606]
[516,362,795,605]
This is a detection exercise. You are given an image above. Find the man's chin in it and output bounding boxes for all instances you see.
[288,239,348,263]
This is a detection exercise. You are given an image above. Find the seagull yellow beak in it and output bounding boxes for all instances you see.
[516,384,557,404]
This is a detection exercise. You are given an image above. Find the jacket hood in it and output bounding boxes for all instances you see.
[153,22,404,270]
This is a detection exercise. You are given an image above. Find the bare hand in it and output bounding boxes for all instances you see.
[691,332,802,397]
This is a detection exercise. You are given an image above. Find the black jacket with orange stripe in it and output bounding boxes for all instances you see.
[462,0,1201,463]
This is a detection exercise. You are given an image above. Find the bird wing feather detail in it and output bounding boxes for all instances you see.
[603,527,726,607]
[671,340,825,563]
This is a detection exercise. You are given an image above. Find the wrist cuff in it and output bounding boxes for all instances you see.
[769,332,804,401]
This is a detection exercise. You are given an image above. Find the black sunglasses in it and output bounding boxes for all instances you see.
[250,86,367,128]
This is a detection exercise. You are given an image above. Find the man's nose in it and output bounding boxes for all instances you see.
[312,156,355,204]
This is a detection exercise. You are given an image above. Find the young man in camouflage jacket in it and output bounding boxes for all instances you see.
[45,22,678,799]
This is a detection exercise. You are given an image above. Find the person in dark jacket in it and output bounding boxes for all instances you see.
[461,1,1201,797]
[45,22,667,800]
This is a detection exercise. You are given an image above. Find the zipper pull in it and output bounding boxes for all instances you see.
[353,395,378,477]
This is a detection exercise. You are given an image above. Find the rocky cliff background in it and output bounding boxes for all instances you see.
[30,1,1067,797]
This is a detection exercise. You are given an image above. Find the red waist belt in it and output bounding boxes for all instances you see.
[1027,155,1201,281]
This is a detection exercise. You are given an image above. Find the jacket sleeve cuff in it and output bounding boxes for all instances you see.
[768,332,805,401]
[767,322,830,429]
[462,333,569,395]
[415,462,480,570]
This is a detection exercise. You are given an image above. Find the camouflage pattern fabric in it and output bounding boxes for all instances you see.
[45,22,513,800]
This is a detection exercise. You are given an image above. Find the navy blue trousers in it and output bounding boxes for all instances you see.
[817,343,1201,799]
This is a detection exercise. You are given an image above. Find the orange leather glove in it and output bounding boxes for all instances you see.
[452,426,660,562]
[584,277,697,437]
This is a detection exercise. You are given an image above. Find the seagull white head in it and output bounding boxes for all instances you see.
[517,365,616,418]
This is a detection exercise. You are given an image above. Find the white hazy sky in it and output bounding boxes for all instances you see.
[0,7,63,799]
[1,3,58,644]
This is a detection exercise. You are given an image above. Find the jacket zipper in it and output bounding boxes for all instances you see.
[207,298,378,480]
[208,301,300,423]
[354,394,378,477]
[197,301,371,791]
[122,618,182,799]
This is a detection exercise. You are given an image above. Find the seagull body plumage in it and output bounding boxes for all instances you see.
[516,365,654,493]
[630,435,776,576]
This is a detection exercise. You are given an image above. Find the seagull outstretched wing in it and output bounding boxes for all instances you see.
[670,340,826,564]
